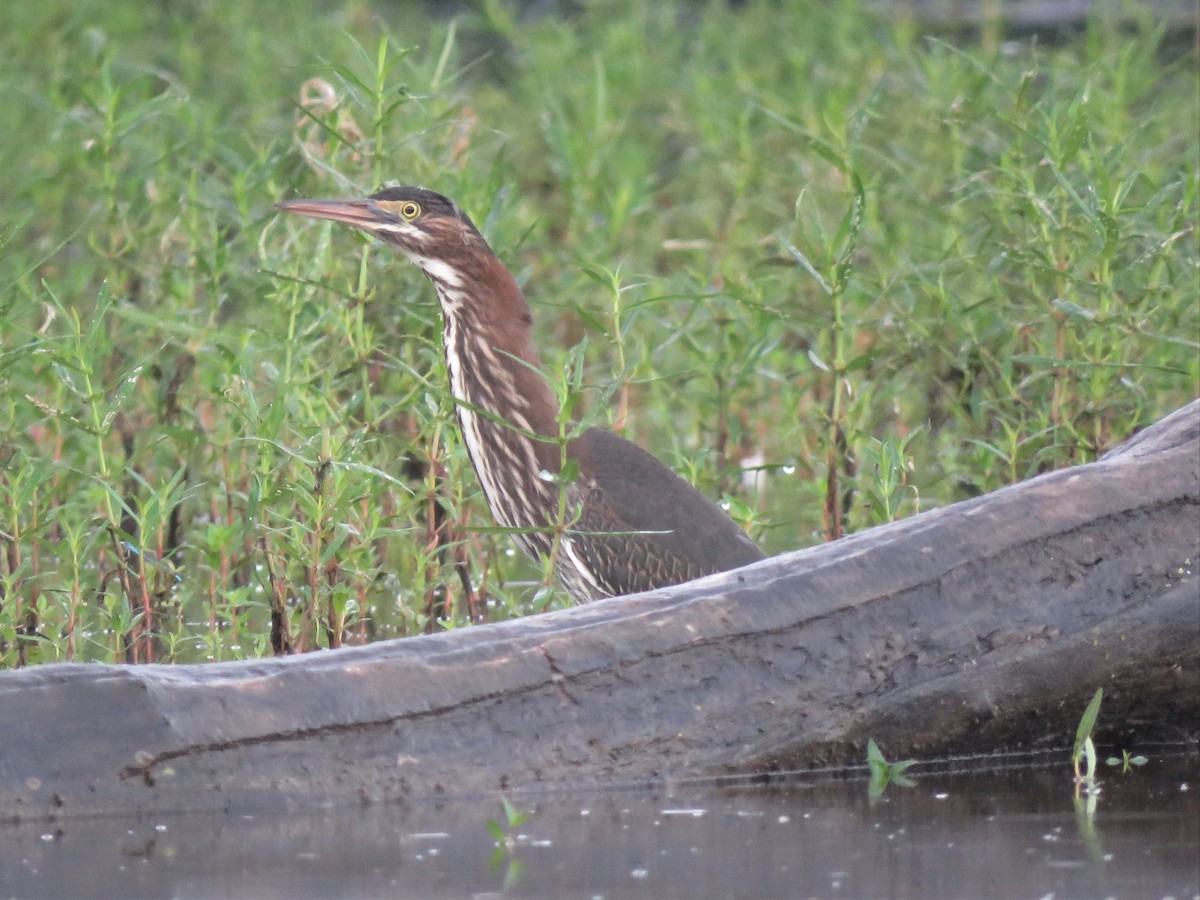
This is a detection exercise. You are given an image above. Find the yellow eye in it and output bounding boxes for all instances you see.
[399,201,421,219]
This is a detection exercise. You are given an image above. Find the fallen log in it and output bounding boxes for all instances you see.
[1,401,1196,821]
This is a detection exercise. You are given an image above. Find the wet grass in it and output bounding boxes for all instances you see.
[1,0,1196,665]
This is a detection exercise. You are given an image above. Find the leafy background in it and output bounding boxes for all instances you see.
[1,0,1196,664]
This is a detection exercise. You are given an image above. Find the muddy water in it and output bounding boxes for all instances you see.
[3,749,1196,899]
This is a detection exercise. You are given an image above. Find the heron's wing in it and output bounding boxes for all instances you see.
[563,428,765,597]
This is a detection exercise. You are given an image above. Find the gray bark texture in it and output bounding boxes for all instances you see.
[1,401,1197,821]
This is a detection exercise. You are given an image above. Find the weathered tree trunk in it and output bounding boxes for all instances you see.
[1,402,1196,821]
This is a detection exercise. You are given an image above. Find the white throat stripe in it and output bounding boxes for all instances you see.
[410,255,464,288]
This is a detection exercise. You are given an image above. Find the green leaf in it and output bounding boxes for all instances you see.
[866,737,885,766]
[1073,687,1103,762]
[866,738,890,785]
[1050,298,1098,321]
[486,815,505,842]
[777,234,832,296]
[501,795,528,828]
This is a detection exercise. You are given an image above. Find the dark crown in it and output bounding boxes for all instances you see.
[370,185,484,240]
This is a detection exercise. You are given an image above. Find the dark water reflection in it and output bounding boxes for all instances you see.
[4,751,1196,899]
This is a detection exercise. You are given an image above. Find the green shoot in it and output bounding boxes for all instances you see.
[866,738,918,801]
[1072,687,1104,790]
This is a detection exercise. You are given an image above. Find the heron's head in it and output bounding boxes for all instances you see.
[276,185,492,289]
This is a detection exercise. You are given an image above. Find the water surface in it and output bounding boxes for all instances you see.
[4,749,1196,899]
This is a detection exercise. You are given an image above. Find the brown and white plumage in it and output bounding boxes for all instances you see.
[276,186,764,601]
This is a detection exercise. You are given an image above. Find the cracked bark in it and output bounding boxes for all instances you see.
[0,401,1197,821]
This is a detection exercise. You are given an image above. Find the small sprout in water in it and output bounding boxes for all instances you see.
[1072,688,1103,788]
[487,797,529,853]
[486,796,530,890]
[866,738,917,801]
[1106,749,1149,774]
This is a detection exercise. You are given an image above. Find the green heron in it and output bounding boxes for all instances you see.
[276,186,764,601]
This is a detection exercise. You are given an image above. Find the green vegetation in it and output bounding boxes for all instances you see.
[1107,748,1149,773]
[1072,685,1151,788]
[487,796,531,890]
[865,737,918,800]
[1072,686,1104,789]
[1,1,1196,665]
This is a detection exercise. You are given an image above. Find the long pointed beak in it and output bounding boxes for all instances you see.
[275,198,384,230]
